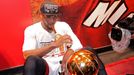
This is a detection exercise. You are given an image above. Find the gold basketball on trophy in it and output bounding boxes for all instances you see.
[67,49,100,75]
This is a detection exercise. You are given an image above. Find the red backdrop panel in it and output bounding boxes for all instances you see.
[0,0,32,70]
[60,0,134,48]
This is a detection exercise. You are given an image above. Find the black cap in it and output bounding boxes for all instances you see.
[40,2,59,15]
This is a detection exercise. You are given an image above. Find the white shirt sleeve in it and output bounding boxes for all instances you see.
[22,26,37,51]
[54,21,83,51]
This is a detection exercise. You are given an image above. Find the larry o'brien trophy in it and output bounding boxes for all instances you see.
[67,49,100,75]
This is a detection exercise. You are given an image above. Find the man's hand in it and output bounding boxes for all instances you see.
[54,34,72,48]
[62,49,74,75]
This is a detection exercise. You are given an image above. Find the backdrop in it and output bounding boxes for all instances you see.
[0,0,32,70]
[0,0,134,70]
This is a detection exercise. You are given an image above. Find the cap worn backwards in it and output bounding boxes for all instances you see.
[40,2,59,15]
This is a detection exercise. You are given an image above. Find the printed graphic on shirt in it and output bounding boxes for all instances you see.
[42,34,67,57]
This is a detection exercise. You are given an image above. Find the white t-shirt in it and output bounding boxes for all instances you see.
[23,21,83,75]
[108,28,131,53]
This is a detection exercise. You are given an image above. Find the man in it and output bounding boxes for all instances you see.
[22,1,83,75]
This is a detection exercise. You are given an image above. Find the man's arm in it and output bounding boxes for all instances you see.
[23,35,72,59]
[61,48,74,75]
[23,42,56,59]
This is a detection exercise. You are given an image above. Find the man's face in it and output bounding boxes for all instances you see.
[44,14,59,26]
[42,14,59,30]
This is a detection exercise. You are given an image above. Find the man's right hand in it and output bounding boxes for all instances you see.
[54,34,72,48]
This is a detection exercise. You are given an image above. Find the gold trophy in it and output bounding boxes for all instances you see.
[55,34,66,54]
[67,49,100,75]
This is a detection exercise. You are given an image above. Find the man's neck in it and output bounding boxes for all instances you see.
[41,21,55,33]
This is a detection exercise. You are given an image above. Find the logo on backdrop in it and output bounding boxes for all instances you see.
[83,0,132,28]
